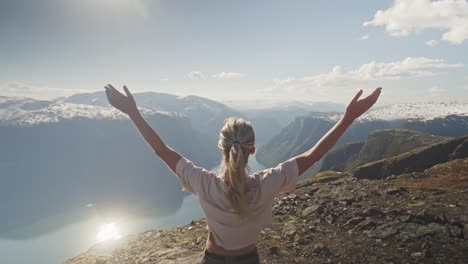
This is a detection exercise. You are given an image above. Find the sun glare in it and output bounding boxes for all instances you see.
[96,222,122,243]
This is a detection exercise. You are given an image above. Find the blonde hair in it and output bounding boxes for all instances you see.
[218,117,255,218]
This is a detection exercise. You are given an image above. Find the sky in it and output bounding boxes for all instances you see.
[0,0,467,106]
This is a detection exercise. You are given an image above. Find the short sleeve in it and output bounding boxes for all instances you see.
[174,156,213,195]
[257,157,300,197]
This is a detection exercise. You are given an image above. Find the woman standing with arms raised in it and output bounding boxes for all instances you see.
[105,84,382,264]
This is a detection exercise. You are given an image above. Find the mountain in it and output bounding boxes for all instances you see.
[256,101,468,170]
[0,97,220,239]
[236,101,345,146]
[65,136,468,264]
[62,91,241,149]
[319,129,450,172]
[62,92,346,148]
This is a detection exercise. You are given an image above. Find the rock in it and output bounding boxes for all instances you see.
[283,221,298,238]
[354,219,378,231]
[315,176,340,183]
[269,246,279,255]
[422,249,432,258]
[312,243,330,255]
[408,201,425,207]
[414,210,441,224]
[367,226,398,239]
[363,207,386,217]
[411,252,423,259]
[302,205,324,217]
[449,226,463,238]
[283,229,297,237]
[344,217,364,227]
[385,187,407,195]
[387,209,405,216]
[308,187,320,195]
[416,223,448,238]
[325,214,336,224]
[336,191,357,202]
[400,215,413,223]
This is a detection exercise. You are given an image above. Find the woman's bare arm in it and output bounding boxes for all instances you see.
[294,87,382,175]
[105,84,181,172]
[128,110,181,172]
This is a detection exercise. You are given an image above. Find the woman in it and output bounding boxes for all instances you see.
[104,84,382,264]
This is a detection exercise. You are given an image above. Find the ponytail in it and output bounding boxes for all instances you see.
[218,118,255,219]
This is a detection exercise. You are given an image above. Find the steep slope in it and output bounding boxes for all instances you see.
[319,141,365,172]
[65,139,468,264]
[257,101,468,168]
[319,129,449,172]
[353,136,468,180]
[238,102,345,145]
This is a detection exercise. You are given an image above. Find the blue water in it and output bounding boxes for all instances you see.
[0,155,266,264]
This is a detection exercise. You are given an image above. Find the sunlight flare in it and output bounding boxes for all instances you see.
[96,222,122,243]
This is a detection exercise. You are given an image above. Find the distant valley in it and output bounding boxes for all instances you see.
[1,93,466,241]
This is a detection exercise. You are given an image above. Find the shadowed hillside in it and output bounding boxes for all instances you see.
[319,129,449,172]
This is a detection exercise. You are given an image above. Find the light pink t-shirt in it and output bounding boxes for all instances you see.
[174,156,300,250]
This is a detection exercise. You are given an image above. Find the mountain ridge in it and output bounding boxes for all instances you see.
[257,102,468,169]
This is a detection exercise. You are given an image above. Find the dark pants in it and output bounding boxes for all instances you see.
[200,248,260,264]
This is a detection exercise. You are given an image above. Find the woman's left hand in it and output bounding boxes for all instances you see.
[104,84,138,115]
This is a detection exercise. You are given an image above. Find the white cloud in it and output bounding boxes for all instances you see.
[364,0,468,44]
[212,72,245,79]
[304,57,463,84]
[160,78,169,81]
[1,82,88,100]
[361,34,370,40]
[425,40,438,46]
[263,57,463,95]
[187,71,204,79]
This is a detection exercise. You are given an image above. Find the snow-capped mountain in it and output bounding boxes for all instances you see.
[62,91,237,116]
[360,101,468,122]
[59,91,241,144]
[0,99,175,127]
[304,101,468,123]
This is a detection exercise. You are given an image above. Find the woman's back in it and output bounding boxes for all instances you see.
[174,156,300,250]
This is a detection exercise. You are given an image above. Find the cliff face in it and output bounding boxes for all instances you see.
[65,139,468,264]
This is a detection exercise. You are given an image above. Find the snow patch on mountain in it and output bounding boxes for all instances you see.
[360,101,468,121]
[312,102,468,122]
[0,96,177,127]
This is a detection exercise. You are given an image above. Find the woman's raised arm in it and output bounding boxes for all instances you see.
[104,84,181,172]
[293,87,382,175]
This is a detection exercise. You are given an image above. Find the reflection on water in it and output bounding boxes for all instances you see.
[0,194,203,264]
[96,222,122,243]
[0,155,266,264]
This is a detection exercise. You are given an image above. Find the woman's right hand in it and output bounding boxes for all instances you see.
[344,87,382,121]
